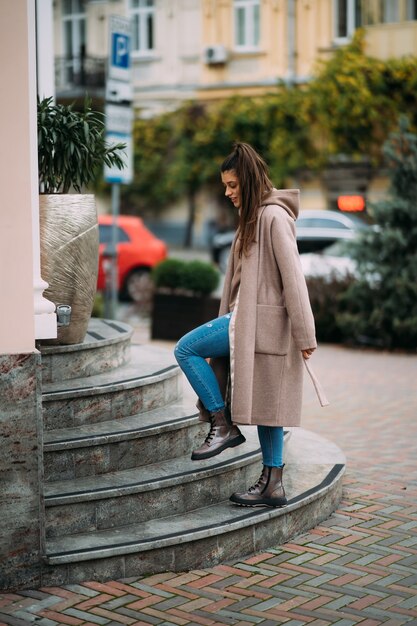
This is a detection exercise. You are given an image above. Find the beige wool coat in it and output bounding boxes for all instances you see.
[202,188,327,428]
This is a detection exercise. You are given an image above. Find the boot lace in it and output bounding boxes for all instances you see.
[204,419,216,445]
[248,470,266,493]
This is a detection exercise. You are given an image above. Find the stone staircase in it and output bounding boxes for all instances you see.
[39,318,345,586]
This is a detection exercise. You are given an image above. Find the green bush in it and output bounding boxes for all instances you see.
[337,118,417,350]
[92,291,104,318]
[306,275,355,344]
[151,258,220,295]
[182,260,220,295]
[151,258,186,290]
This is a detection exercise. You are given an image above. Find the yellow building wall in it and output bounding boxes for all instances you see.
[364,21,417,59]
[296,0,334,78]
[198,0,335,101]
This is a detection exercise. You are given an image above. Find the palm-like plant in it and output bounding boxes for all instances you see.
[38,97,125,193]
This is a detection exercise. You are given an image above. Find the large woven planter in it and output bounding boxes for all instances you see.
[39,194,99,345]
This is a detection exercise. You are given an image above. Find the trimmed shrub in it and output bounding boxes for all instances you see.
[151,258,220,295]
[151,258,186,290]
[306,275,355,344]
[181,260,220,295]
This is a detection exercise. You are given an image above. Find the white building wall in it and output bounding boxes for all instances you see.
[131,0,201,115]
[0,1,39,353]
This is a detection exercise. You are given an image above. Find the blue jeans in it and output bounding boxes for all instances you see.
[174,314,284,467]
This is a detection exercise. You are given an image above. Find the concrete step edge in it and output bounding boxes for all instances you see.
[40,319,134,356]
[43,400,200,451]
[45,443,262,506]
[42,350,180,401]
[44,462,345,565]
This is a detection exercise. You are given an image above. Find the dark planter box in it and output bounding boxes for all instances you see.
[151,292,221,340]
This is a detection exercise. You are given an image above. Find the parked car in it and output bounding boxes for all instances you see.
[300,241,357,281]
[210,230,236,273]
[211,209,370,272]
[97,215,167,303]
[296,209,370,253]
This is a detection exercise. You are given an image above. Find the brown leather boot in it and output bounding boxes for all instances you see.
[191,407,245,460]
[230,465,287,507]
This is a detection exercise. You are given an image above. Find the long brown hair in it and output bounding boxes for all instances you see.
[221,142,273,257]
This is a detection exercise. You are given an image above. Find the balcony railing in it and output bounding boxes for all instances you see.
[55,55,106,92]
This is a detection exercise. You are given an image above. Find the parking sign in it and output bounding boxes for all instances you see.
[108,16,131,83]
[105,16,133,184]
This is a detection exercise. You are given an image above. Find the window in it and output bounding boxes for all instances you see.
[234,0,260,49]
[334,0,361,40]
[129,0,154,54]
[62,0,86,83]
[406,0,417,19]
[381,0,399,22]
[99,225,130,244]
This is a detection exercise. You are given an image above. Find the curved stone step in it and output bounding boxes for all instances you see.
[40,319,134,383]
[42,344,182,431]
[44,438,262,538]
[43,401,207,481]
[42,429,345,586]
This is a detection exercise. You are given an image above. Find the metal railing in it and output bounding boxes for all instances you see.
[55,55,106,91]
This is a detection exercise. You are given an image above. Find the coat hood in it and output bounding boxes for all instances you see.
[262,188,300,220]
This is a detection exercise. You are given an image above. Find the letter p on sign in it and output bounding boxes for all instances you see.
[112,33,130,69]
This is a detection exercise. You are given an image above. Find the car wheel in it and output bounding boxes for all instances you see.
[122,268,154,311]
[218,245,231,274]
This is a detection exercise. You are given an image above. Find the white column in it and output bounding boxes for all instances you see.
[0,0,55,352]
[36,0,55,101]
[32,0,57,339]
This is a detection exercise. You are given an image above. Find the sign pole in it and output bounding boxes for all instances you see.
[104,182,120,320]
[103,15,133,321]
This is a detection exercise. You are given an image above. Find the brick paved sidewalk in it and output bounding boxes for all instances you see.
[1,343,416,626]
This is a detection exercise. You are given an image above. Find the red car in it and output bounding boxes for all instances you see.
[97,214,167,303]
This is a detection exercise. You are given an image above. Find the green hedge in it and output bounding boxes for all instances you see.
[152,258,220,296]
[306,275,355,344]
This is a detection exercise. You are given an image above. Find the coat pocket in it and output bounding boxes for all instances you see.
[255,304,290,355]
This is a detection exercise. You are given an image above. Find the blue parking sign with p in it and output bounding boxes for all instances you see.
[112,32,130,69]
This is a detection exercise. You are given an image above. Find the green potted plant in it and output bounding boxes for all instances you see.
[151,258,221,340]
[37,97,125,344]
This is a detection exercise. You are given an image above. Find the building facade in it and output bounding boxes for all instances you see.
[53,1,417,115]
[52,0,417,238]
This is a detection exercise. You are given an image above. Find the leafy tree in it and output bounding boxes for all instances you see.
[205,91,317,187]
[126,32,417,244]
[337,118,417,349]
[122,110,180,214]
[308,30,417,163]
[166,102,212,247]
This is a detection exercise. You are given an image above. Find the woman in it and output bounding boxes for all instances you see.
[175,142,327,508]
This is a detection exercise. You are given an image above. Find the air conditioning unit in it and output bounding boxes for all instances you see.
[204,45,228,66]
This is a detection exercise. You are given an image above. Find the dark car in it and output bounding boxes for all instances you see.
[211,209,370,272]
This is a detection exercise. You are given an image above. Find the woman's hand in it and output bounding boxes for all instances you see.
[302,348,316,360]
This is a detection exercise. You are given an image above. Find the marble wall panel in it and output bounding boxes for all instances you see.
[46,502,97,538]
[0,353,43,591]
[216,525,256,565]
[125,546,175,577]
[41,341,131,383]
[72,395,112,426]
[96,484,187,530]
[42,399,74,430]
[44,450,75,482]
[73,445,112,478]
[111,387,144,419]
[174,534,223,572]
[49,556,125,586]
